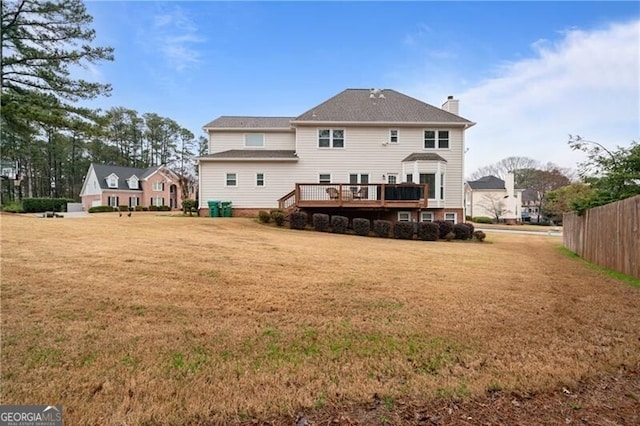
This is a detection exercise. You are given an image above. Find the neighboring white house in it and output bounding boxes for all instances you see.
[199,88,475,222]
[464,173,523,223]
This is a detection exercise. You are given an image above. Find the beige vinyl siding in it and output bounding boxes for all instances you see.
[209,131,295,153]
[293,126,465,208]
[199,161,299,208]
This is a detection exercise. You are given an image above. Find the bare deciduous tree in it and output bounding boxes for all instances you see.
[478,193,510,222]
[468,156,539,181]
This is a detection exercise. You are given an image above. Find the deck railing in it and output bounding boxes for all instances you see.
[279,183,428,209]
[277,189,297,210]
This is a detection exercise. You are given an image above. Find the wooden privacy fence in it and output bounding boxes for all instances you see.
[563,195,640,279]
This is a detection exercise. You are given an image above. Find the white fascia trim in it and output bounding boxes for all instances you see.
[291,120,474,128]
[197,157,298,162]
[203,127,294,132]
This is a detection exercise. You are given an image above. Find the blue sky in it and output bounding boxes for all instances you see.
[83,1,640,175]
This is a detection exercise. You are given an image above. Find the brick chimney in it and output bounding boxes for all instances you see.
[441,95,459,115]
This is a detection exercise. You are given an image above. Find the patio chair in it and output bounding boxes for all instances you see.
[352,187,368,200]
[326,187,340,200]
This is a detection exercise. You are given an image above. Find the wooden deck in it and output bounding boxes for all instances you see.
[278,183,429,210]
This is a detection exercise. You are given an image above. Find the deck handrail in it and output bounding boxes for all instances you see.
[278,189,297,209]
[280,183,429,208]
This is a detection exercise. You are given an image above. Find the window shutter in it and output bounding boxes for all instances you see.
[116,196,119,206]
[162,182,165,191]
[162,197,165,206]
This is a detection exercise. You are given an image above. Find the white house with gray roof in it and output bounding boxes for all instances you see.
[465,174,523,223]
[199,88,475,223]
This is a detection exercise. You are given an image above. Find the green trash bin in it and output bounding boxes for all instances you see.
[207,200,220,217]
[221,201,232,217]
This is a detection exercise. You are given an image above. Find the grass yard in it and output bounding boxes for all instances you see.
[1,213,639,425]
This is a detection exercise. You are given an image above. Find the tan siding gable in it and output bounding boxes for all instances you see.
[209,131,295,154]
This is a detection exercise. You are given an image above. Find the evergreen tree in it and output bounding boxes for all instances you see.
[1,0,114,129]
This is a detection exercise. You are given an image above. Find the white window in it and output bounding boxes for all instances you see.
[419,173,436,199]
[108,196,119,207]
[398,211,411,222]
[420,212,434,222]
[226,173,237,187]
[319,174,331,184]
[387,174,397,184]
[244,133,265,148]
[349,173,369,185]
[389,129,398,144]
[318,129,345,148]
[107,175,118,188]
[406,173,413,183]
[445,212,457,224]
[152,197,164,207]
[152,182,164,191]
[129,197,139,208]
[424,130,450,149]
[256,173,265,187]
[127,177,139,190]
[440,173,445,199]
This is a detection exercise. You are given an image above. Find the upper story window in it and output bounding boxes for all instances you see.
[107,174,118,188]
[127,176,139,190]
[244,133,264,148]
[319,173,331,184]
[152,182,164,191]
[256,173,265,187]
[389,129,398,144]
[318,129,344,148]
[424,130,449,149]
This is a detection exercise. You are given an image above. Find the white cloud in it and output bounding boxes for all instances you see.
[406,19,640,176]
[147,7,205,72]
[402,23,433,47]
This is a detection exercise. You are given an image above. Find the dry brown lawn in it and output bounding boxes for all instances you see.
[1,213,638,425]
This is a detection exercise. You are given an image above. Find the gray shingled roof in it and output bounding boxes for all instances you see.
[203,116,294,129]
[522,188,539,202]
[92,163,160,190]
[402,153,448,162]
[467,175,505,190]
[293,89,474,124]
[199,150,298,160]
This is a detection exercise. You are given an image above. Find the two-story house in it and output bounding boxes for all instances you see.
[465,173,524,224]
[80,163,185,211]
[198,88,475,223]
